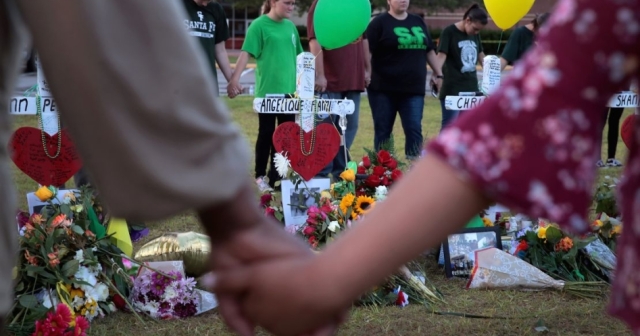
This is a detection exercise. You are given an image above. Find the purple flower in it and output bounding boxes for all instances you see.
[130,227,150,242]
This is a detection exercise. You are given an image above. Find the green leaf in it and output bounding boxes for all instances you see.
[275,212,284,222]
[19,294,38,309]
[545,226,563,244]
[61,259,80,278]
[71,225,85,235]
[60,204,72,217]
[321,221,328,233]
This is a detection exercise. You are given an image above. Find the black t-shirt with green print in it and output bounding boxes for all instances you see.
[366,13,435,95]
[437,24,483,99]
[501,26,535,65]
[182,0,229,94]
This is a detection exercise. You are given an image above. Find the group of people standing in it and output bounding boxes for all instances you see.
[183,0,628,192]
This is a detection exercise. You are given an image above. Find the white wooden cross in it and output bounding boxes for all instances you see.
[444,55,639,111]
[9,55,60,136]
[252,52,356,164]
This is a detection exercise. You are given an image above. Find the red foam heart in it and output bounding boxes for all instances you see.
[10,127,82,186]
[621,114,635,150]
[273,122,341,181]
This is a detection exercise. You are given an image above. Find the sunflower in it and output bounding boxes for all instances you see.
[354,196,375,215]
[340,193,356,216]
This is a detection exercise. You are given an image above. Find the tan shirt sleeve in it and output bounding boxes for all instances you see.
[14,0,251,221]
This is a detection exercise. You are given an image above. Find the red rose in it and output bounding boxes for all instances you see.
[264,207,276,217]
[113,294,126,310]
[377,150,392,166]
[303,226,316,236]
[308,236,318,248]
[387,158,397,170]
[381,176,390,186]
[362,156,371,168]
[372,166,386,177]
[365,175,380,188]
[391,169,402,180]
[356,188,367,197]
[357,166,366,174]
[260,194,272,207]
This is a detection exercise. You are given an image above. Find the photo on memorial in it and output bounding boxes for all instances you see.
[443,226,502,278]
[281,178,330,227]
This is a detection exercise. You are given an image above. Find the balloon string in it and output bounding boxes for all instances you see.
[496,30,505,55]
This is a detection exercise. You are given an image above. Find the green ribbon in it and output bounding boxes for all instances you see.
[87,205,106,239]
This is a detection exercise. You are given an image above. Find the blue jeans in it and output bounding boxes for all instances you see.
[440,99,460,131]
[316,91,361,179]
[367,89,424,160]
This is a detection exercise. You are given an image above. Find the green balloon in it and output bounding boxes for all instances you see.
[466,216,484,228]
[314,0,371,50]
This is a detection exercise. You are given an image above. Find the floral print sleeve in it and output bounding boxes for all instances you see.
[427,0,640,331]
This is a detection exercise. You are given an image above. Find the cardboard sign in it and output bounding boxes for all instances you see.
[9,127,82,186]
[272,122,340,181]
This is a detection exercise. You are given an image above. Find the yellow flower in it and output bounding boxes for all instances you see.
[320,191,332,200]
[35,186,54,202]
[612,225,622,235]
[593,220,603,228]
[354,196,375,215]
[482,217,494,227]
[537,226,547,239]
[339,169,356,182]
[339,193,356,216]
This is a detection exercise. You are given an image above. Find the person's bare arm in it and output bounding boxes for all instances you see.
[479,52,486,68]
[215,41,234,82]
[309,39,326,92]
[228,51,251,97]
[362,39,371,87]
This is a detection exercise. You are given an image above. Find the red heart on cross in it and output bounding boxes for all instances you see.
[9,127,82,186]
[273,122,341,181]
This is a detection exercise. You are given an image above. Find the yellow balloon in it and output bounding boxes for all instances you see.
[485,0,535,30]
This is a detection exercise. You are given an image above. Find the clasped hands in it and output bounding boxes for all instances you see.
[198,184,349,336]
[227,80,244,99]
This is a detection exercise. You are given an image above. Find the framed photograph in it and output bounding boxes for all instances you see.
[501,236,515,253]
[281,178,331,227]
[443,226,503,278]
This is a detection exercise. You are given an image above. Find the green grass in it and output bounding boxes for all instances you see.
[9,97,634,335]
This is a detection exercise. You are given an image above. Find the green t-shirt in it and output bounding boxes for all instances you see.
[182,0,229,95]
[242,15,303,98]
[437,24,483,99]
[501,26,534,65]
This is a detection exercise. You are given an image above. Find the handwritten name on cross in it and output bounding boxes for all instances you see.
[252,52,356,133]
[9,55,59,136]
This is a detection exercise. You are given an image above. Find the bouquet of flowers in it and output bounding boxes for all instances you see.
[512,220,609,283]
[355,149,403,197]
[8,187,135,335]
[130,270,198,319]
[129,261,217,319]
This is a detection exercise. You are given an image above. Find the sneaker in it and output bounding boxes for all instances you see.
[596,160,606,168]
[607,158,623,167]
[255,176,272,192]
